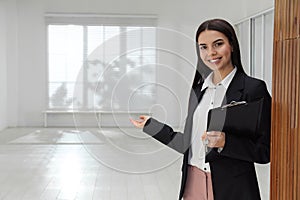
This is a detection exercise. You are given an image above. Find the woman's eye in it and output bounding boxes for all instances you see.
[214,42,223,48]
[199,45,207,50]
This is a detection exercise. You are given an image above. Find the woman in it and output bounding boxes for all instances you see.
[130,19,271,200]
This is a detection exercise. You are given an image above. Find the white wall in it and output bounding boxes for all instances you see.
[243,0,274,19]
[0,1,8,131]
[6,0,274,127]
[6,0,19,127]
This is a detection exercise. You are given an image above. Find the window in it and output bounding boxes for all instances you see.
[235,9,274,93]
[235,9,274,200]
[46,14,157,111]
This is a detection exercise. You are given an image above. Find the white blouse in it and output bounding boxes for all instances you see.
[188,67,237,172]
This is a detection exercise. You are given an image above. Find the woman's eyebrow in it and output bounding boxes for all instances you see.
[213,38,224,43]
[199,38,224,46]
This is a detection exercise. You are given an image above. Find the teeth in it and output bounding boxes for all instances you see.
[209,58,221,63]
[209,59,218,63]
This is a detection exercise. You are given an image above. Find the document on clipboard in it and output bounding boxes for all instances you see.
[206,99,264,137]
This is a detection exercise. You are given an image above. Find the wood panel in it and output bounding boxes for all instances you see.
[271,0,300,199]
[273,0,299,40]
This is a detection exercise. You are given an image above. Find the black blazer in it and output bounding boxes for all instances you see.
[143,71,271,200]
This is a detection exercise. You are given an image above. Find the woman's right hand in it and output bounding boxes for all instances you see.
[130,115,151,129]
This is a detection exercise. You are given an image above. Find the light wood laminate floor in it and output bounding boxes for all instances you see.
[0,128,182,200]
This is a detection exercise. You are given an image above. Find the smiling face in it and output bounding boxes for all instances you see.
[197,30,234,76]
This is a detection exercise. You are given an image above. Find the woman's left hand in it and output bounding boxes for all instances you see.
[202,131,225,148]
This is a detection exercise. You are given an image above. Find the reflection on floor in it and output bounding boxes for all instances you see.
[0,128,182,200]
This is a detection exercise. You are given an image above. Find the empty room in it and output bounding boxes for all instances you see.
[0,0,279,199]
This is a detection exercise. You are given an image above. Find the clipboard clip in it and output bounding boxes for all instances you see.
[221,101,247,109]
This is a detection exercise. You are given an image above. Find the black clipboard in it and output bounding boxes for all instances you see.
[206,99,264,137]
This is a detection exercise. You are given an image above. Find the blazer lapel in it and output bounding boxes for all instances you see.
[222,71,246,105]
[187,81,206,108]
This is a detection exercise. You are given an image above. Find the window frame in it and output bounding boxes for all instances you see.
[235,8,274,93]
[45,13,158,111]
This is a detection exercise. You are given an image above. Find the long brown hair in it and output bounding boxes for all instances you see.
[192,18,245,89]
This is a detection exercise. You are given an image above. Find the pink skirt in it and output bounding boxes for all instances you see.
[183,165,214,200]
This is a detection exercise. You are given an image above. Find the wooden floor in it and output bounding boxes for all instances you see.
[0,127,182,200]
[0,127,270,200]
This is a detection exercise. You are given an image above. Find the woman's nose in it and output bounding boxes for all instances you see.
[207,47,217,56]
